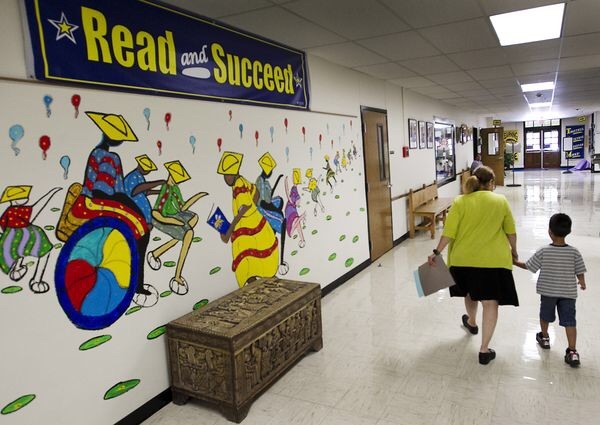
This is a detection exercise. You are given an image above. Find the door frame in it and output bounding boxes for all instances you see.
[360,106,393,261]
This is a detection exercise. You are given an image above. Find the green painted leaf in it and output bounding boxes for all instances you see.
[335,195,340,199]
[311,229,318,235]
[326,215,332,221]
[359,208,365,212]
[1,286,23,294]
[125,306,142,315]
[193,299,209,310]
[103,379,141,400]
[346,211,350,216]
[152,237,162,241]
[192,237,202,243]
[1,394,36,415]
[209,266,221,275]
[79,335,112,351]
[328,253,337,261]
[43,225,55,231]
[50,207,60,212]
[293,234,298,239]
[345,258,354,267]
[291,250,298,256]
[339,234,346,241]
[26,261,34,267]
[54,243,63,249]
[159,290,172,298]
[352,235,359,243]
[147,325,166,340]
[163,261,176,267]
[299,267,310,276]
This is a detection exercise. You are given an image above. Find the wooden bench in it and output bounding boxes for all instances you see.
[408,183,453,239]
[460,169,471,194]
[167,278,322,423]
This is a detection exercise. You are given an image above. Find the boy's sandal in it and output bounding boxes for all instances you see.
[565,349,581,367]
[462,314,478,335]
[536,332,550,349]
[479,349,496,365]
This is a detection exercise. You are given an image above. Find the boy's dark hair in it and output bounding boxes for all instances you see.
[549,213,572,237]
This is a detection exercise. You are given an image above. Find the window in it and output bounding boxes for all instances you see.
[543,130,559,151]
[526,131,541,151]
[434,122,456,185]
[376,124,387,181]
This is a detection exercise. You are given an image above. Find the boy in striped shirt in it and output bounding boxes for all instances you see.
[514,213,587,367]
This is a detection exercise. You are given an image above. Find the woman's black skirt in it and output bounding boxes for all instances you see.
[449,266,519,306]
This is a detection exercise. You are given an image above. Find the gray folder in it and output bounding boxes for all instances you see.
[414,255,456,297]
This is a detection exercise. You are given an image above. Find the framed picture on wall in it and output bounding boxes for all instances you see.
[418,121,427,149]
[426,121,434,149]
[408,118,418,149]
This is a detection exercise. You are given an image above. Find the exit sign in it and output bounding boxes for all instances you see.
[493,119,502,126]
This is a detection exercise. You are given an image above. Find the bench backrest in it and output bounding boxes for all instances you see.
[460,170,471,194]
[408,184,438,210]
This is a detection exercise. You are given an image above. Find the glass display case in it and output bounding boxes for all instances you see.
[434,122,456,185]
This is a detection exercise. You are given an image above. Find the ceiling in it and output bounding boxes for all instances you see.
[161,0,600,122]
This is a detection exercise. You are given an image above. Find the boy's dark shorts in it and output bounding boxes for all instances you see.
[540,295,576,327]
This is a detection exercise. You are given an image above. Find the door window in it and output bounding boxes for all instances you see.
[526,131,541,151]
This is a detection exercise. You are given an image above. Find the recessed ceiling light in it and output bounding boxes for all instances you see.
[529,102,552,108]
[521,82,555,92]
[490,3,565,46]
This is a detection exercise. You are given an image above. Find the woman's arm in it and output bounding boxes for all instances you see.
[507,233,518,260]
[427,235,452,265]
[220,204,249,243]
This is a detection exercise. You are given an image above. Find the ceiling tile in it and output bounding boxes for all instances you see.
[479,0,564,15]
[563,0,600,36]
[427,71,475,84]
[221,8,344,49]
[511,59,559,76]
[354,63,416,79]
[558,69,600,81]
[163,0,272,17]
[307,42,388,67]
[357,31,440,61]
[561,33,600,58]
[390,76,437,88]
[559,55,600,72]
[284,0,410,39]
[460,88,493,97]
[515,73,556,84]
[412,85,457,97]
[488,86,522,96]
[479,77,520,89]
[444,81,485,91]
[467,65,514,80]
[399,56,459,75]
[419,18,500,53]
[502,39,560,63]
[380,0,483,28]
[449,47,509,69]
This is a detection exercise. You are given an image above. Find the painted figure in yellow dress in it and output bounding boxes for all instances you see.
[217,152,279,287]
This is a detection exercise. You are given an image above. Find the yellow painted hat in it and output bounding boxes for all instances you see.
[135,154,157,172]
[258,152,277,174]
[217,151,243,175]
[1,185,32,203]
[293,168,302,185]
[324,155,330,161]
[305,168,313,178]
[85,111,138,142]
[164,160,190,184]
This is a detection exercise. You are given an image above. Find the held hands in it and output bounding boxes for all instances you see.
[578,280,587,290]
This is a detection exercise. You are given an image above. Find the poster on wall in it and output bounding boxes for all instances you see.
[21,0,309,109]
[565,125,584,159]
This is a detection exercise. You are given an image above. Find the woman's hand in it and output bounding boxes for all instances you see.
[427,254,438,266]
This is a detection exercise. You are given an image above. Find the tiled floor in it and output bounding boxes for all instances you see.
[143,169,600,425]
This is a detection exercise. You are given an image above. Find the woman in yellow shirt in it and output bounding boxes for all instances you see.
[428,166,519,365]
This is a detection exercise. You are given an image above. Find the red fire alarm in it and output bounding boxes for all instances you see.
[402,146,409,157]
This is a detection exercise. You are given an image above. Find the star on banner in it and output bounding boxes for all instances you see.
[48,12,79,44]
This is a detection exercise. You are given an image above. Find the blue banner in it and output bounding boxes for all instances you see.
[22,0,309,109]
[565,125,585,159]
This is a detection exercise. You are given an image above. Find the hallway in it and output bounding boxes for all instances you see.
[145,169,600,425]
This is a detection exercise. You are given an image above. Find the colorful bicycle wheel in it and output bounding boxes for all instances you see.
[55,217,139,330]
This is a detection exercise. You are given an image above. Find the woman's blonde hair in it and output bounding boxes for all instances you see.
[464,165,495,194]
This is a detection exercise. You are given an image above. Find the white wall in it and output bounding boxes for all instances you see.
[0,1,479,423]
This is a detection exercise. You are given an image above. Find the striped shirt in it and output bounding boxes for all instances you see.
[526,244,586,299]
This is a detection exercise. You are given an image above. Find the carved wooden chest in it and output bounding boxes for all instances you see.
[166,278,322,423]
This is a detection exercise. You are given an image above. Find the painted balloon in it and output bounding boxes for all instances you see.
[285,146,290,162]
[164,113,171,130]
[60,155,71,179]
[43,95,53,117]
[254,130,259,147]
[8,124,24,156]
[143,107,151,130]
[284,118,288,133]
[157,140,162,155]
[228,110,232,121]
[217,137,222,152]
[302,126,306,143]
[189,135,196,154]
[350,120,353,130]
[270,126,274,143]
[39,135,51,160]
[309,146,313,160]
[71,94,81,118]
[238,123,244,139]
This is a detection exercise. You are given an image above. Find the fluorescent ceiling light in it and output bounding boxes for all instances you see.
[529,102,552,108]
[490,3,565,46]
[521,82,555,92]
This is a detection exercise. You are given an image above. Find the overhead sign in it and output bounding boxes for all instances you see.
[578,116,587,122]
[565,125,585,159]
[22,0,310,109]
[492,119,502,126]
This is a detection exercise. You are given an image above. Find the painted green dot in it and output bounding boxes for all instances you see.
[299,267,310,276]
[326,215,332,221]
[328,253,337,261]
[79,335,112,351]
[147,325,166,340]
[54,243,62,249]
[335,195,340,199]
[50,207,60,212]
[352,235,359,243]
[193,299,209,310]
[345,258,354,267]
[346,211,350,216]
[160,290,172,298]
[125,306,142,315]
[291,250,298,256]
[26,261,34,267]
[339,235,346,241]
[322,192,327,196]
[152,236,162,241]
[1,286,23,294]
[192,237,202,243]
[311,229,318,235]
[1,394,36,415]
[209,266,221,275]
[359,208,365,212]
[44,225,55,231]
[103,379,141,400]
[163,261,176,267]
[293,234,298,239]
[354,188,357,192]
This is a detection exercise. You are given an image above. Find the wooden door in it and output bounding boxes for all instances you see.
[542,129,561,168]
[361,108,393,261]
[479,127,505,186]
[524,130,542,168]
